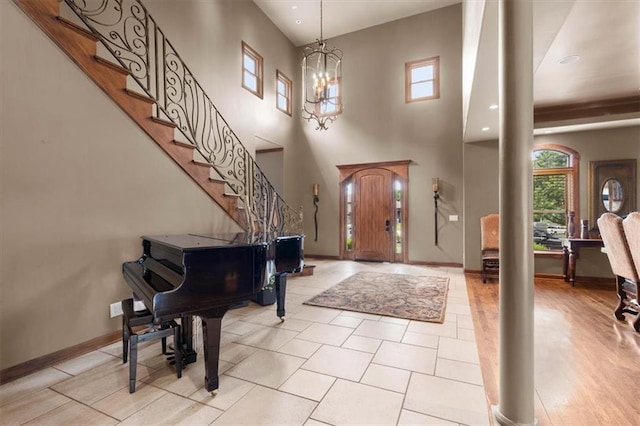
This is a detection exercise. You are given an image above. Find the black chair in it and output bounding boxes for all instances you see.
[121,298,182,392]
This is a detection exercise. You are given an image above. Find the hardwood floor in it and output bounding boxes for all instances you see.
[467,274,640,426]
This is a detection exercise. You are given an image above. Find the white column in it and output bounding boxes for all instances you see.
[494,0,537,425]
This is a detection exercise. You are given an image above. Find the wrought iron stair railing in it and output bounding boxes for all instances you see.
[63,0,302,234]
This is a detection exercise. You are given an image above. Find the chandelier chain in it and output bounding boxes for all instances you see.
[320,0,323,41]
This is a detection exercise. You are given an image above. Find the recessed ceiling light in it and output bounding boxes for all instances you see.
[559,55,580,65]
[482,127,490,131]
[489,104,498,110]
[295,19,302,24]
[292,5,298,10]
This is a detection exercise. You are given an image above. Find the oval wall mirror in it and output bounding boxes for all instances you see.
[589,159,637,233]
[601,178,624,212]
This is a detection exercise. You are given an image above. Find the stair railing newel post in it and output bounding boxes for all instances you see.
[61,0,302,234]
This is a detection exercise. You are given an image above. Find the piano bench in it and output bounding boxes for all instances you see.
[121,298,182,393]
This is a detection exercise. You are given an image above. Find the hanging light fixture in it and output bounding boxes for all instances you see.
[302,0,343,130]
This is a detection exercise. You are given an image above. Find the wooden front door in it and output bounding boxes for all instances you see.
[352,168,394,261]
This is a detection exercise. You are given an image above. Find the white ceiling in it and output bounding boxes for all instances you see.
[253,0,460,47]
[253,0,640,142]
[465,0,640,142]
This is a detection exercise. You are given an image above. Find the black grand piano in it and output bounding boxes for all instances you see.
[122,232,303,392]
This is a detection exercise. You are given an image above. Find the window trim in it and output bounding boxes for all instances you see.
[241,41,263,99]
[405,56,440,103]
[532,143,580,252]
[276,70,292,116]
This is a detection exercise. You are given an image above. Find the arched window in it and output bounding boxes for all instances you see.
[533,144,580,251]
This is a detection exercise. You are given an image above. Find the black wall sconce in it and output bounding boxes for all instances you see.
[433,177,440,245]
[313,184,319,241]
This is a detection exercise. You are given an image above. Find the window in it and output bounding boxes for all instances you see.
[316,78,342,116]
[276,70,292,116]
[533,144,580,251]
[395,179,403,255]
[242,41,263,98]
[345,181,353,252]
[405,56,440,103]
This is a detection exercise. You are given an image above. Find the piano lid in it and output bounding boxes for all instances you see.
[190,232,303,244]
[142,233,270,251]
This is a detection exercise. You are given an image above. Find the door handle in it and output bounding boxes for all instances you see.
[385,219,391,231]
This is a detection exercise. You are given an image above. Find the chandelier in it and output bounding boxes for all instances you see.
[301,0,343,130]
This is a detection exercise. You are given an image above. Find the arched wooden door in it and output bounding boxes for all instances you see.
[338,160,410,263]
[352,168,395,261]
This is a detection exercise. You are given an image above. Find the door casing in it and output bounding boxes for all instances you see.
[337,160,410,263]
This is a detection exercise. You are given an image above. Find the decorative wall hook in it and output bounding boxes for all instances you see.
[313,184,320,241]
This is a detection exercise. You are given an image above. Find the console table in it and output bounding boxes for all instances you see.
[561,238,605,286]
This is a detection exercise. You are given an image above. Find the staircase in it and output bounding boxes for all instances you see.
[13,0,302,235]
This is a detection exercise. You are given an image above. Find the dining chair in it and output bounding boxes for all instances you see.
[480,213,500,283]
[597,212,639,332]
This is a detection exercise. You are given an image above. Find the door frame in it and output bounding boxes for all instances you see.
[337,160,410,263]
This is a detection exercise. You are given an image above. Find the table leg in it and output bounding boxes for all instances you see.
[562,246,569,282]
[568,248,577,286]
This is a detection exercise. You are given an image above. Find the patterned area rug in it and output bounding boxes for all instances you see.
[303,271,449,323]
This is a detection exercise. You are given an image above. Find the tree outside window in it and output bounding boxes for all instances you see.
[532,146,580,251]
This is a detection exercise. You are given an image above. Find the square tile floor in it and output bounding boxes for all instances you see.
[0,260,491,425]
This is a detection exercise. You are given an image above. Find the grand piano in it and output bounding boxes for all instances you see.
[122,232,303,392]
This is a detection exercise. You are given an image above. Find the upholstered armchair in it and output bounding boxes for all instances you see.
[480,214,500,283]
[597,212,639,332]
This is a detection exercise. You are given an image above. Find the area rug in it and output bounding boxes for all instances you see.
[303,271,449,323]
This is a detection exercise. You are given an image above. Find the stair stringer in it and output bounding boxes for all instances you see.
[12,0,245,228]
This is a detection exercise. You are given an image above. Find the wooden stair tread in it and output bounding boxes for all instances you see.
[173,140,195,150]
[124,88,155,104]
[94,56,129,75]
[292,265,315,277]
[56,16,99,41]
[192,160,212,168]
[150,116,177,128]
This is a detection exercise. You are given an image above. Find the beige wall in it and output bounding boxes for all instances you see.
[256,150,285,195]
[0,0,298,370]
[463,126,640,276]
[293,4,464,264]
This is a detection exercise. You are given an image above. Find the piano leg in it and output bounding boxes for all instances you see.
[275,273,287,320]
[129,334,138,393]
[180,316,198,365]
[201,310,227,392]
